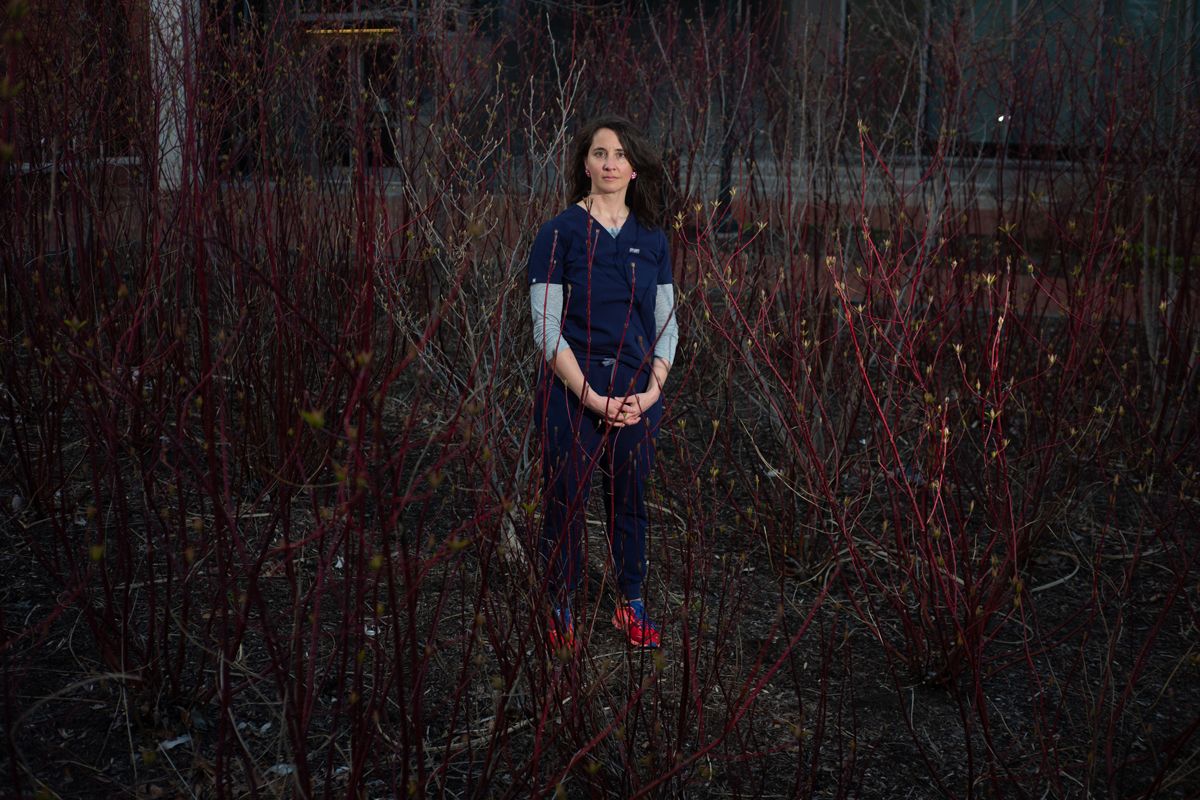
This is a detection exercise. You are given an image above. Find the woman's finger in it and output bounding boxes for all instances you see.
[605,408,641,427]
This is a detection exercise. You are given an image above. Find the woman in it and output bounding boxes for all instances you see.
[527,115,678,651]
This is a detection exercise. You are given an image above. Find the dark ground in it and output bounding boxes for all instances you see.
[2,458,1198,799]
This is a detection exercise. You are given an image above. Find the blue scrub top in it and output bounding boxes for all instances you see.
[527,205,672,373]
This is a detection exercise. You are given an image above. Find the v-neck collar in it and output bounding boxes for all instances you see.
[576,203,634,241]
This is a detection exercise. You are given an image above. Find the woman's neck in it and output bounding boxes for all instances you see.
[582,192,628,221]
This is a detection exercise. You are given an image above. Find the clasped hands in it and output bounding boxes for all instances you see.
[584,387,659,428]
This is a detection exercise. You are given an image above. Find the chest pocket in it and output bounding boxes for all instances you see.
[624,256,656,303]
[563,240,645,295]
[625,244,661,307]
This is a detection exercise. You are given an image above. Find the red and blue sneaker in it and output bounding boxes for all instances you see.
[547,604,575,654]
[612,598,660,649]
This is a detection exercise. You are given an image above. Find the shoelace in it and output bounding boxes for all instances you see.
[625,599,652,626]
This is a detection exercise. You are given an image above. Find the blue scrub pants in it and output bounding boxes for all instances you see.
[536,359,662,603]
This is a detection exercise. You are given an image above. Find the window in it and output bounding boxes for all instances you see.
[845,0,932,154]
[9,0,143,169]
[298,13,411,168]
[842,0,1199,160]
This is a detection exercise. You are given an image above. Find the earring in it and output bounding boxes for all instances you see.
[585,170,591,177]
[631,172,637,179]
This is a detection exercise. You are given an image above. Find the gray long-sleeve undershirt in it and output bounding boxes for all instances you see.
[529,283,679,365]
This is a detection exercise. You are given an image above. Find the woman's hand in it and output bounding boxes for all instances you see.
[546,348,636,426]
[617,358,670,427]
[585,392,634,427]
[611,387,661,427]
[549,345,666,429]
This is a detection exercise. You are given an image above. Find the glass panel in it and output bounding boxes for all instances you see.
[845,0,931,153]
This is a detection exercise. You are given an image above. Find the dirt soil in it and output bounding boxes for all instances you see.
[3,448,1198,800]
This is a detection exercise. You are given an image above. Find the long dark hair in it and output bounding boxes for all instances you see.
[568,115,668,231]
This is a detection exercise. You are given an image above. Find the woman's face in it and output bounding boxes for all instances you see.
[584,127,634,197]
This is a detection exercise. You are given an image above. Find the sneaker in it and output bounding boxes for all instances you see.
[612,598,660,648]
[547,605,575,653]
